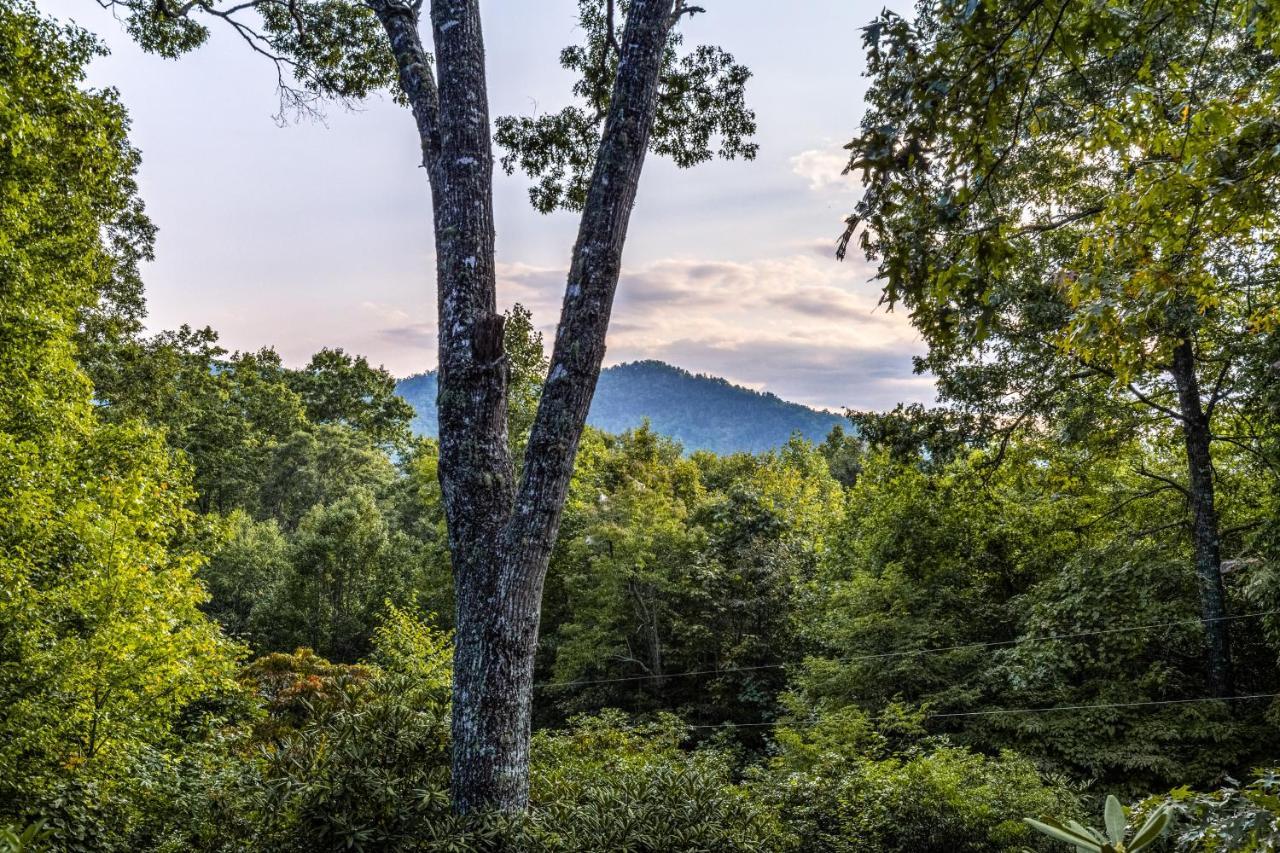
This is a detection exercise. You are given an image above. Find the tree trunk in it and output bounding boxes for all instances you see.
[1170,336,1235,695]
[374,0,681,813]
[457,0,678,812]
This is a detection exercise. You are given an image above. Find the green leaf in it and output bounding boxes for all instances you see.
[1066,819,1107,845]
[1023,817,1102,851]
[1104,794,1126,844]
[1128,806,1171,852]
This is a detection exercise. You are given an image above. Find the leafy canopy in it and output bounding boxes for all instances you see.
[844,0,1280,386]
[0,0,238,798]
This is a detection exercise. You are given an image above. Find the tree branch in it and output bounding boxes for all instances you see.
[1204,357,1232,421]
[1133,465,1192,500]
[1211,432,1280,479]
[1074,356,1187,423]
[1126,382,1186,423]
[503,0,679,588]
[669,2,705,26]
[369,0,441,171]
[1072,484,1181,533]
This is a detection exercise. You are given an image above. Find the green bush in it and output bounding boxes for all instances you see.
[1135,768,1280,852]
[151,609,465,853]
[523,711,793,851]
[0,822,51,853]
[754,707,1081,852]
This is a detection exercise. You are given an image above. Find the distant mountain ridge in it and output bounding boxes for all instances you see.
[395,360,844,455]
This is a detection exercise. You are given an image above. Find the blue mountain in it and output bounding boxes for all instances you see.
[395,360,844,455]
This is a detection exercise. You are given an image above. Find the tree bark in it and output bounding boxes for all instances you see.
[1170,336,1235,696]
[373,0,680,813]
[456,0,678,813]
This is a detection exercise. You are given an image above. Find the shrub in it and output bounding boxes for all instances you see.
[754,707,1081,852]
[522,711,794,851]
[1134,768,1280,852]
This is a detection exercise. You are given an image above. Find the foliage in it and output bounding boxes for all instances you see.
[754,706,1081,853]
[248,487,431,660]
[493,0,757,213]
[796,442,1279,789]
[1025,794,1171,853]
[125,622,790,853]
[844,0,1280,372]
[286,347,414,450]
[540,427,841,731]
[521,711,792,851]
[502,303,549,458]
[847,404,989,469]
[0,822,51,853]
[87,325,307,513]
[0,4,240,846]
[128,608,460,853]
[8,0,1280,844]
[842,0,1280,699]
[817,423,863,487]
[1135,768,1280,852]
[201,510,291,640]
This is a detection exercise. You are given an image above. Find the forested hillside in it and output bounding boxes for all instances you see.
[397,359,844,453]
[4,0,1280,851]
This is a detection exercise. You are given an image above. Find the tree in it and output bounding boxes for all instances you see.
[796,438,1273,787]
[88,326,309,514]
[542,425,707,715]
[287,348,415,450]
[256,487,421,661]
[202,510,291,642]
[843,0,1280,694]
[257,423,396,529]
[540,430,841,732]
[0,0,238,818]
[502,303,549,460]
[99,0,755,809]
[846,404,988,471]
[817,423,863,488]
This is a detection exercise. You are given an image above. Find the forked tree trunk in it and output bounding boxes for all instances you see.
[1169,336,1235,696]
[371,0,681,813]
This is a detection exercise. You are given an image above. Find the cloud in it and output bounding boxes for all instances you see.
[377,323,436,349]
[647,336,932,412]
[361,302,437,351]
[367,251,933,411]
[765,286,871,320]
[790,145,855,192]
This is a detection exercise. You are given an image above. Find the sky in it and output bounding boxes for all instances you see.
[40,0,930,412]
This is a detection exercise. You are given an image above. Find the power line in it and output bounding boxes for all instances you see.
[535,609,1280,692]
[931,692,1280,719]
[682,692,1280,730]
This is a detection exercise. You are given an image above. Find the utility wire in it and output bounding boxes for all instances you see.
[534,609,1280,692]
[682,692,1280,730]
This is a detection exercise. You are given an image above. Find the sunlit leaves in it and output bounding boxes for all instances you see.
[845,0,1280,379]
[0,0,240,804]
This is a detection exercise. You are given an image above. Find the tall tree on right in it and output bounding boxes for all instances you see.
[844,0,1280,694]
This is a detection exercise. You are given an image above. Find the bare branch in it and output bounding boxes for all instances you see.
[668,2,704,27]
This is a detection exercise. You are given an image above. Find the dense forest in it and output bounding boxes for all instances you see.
[3,0,1280,851]
[397,356,845,454]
